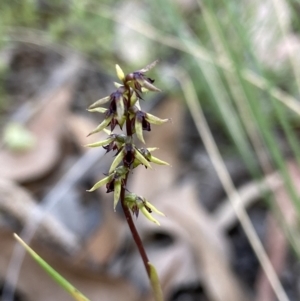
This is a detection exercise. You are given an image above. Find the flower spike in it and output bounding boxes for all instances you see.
[86,61,169,291]
[139,148,170,166]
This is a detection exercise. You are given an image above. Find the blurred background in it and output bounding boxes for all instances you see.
[1,0,300,300]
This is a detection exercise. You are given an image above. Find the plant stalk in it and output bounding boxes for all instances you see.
[120,183,151,276]
[120,90,151,277]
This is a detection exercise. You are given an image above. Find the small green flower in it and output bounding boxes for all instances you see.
[103,134,127,153]
[85,134,126,153]
[125,193,165,225]
[133,147,152,169]
[109,144,152,173]
[125,60,161,95]
[87,166,128,211]
[130,109,169,143]
[139,148,170,166]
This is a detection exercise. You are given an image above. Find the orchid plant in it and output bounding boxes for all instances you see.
[86,60,170,300]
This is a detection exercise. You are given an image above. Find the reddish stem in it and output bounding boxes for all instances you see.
[120,183,151,276]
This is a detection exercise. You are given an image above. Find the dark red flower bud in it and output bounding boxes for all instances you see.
[106,180,115,193]
[123,143,135,167]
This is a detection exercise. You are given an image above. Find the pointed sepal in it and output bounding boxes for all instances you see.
[84,137,114,148]
[139,60,159,73]
[140,206,160,225]
[116,64,125,82]
[109,148,125,173]
[113,179,121,211]
[149,155,170,166]
[134,148,152,168]
[87,108,108,114]
[88,96,111,109]
[116,97,125,121]
[87,175,113,192]
[87,116,113,137]
[135,118,145,144]
[145,113,169,125]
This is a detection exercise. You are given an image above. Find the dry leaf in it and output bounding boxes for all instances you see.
[0,56,83,182]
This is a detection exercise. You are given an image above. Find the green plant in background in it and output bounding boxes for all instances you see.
[85,60,168,301]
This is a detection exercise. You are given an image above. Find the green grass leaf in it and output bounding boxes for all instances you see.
[14,234,90,301]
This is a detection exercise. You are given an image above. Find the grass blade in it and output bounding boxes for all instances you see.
[14,234,90,301]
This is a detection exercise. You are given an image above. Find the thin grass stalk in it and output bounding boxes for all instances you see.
[201,0,300,218]
[176,68,290,301]
[94,4,300,116]
[211,0,300,217]
[218,0,300,256]
[270,0,300,93]
[200,4,272,177]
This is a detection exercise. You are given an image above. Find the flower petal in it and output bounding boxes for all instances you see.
[129,90,138,107]
[116,64,125,81]
[116,97,125,121]
[140,206,160,225]
[145,113,169,125]
[142,80,161,92]
[147,147,159,152]
[113,179,121,211]
[88,96,111,109]
[149,155,170,166]
[114,82,123,88]
[135,118,145,144]
[85,137,114,148]
[87,116,113,137]
[109,148,125,173]
[145,202,165,216]
[138,60,159,73]
[134,148,152,169]
[87,108,108,114]
[87,175,112,192]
